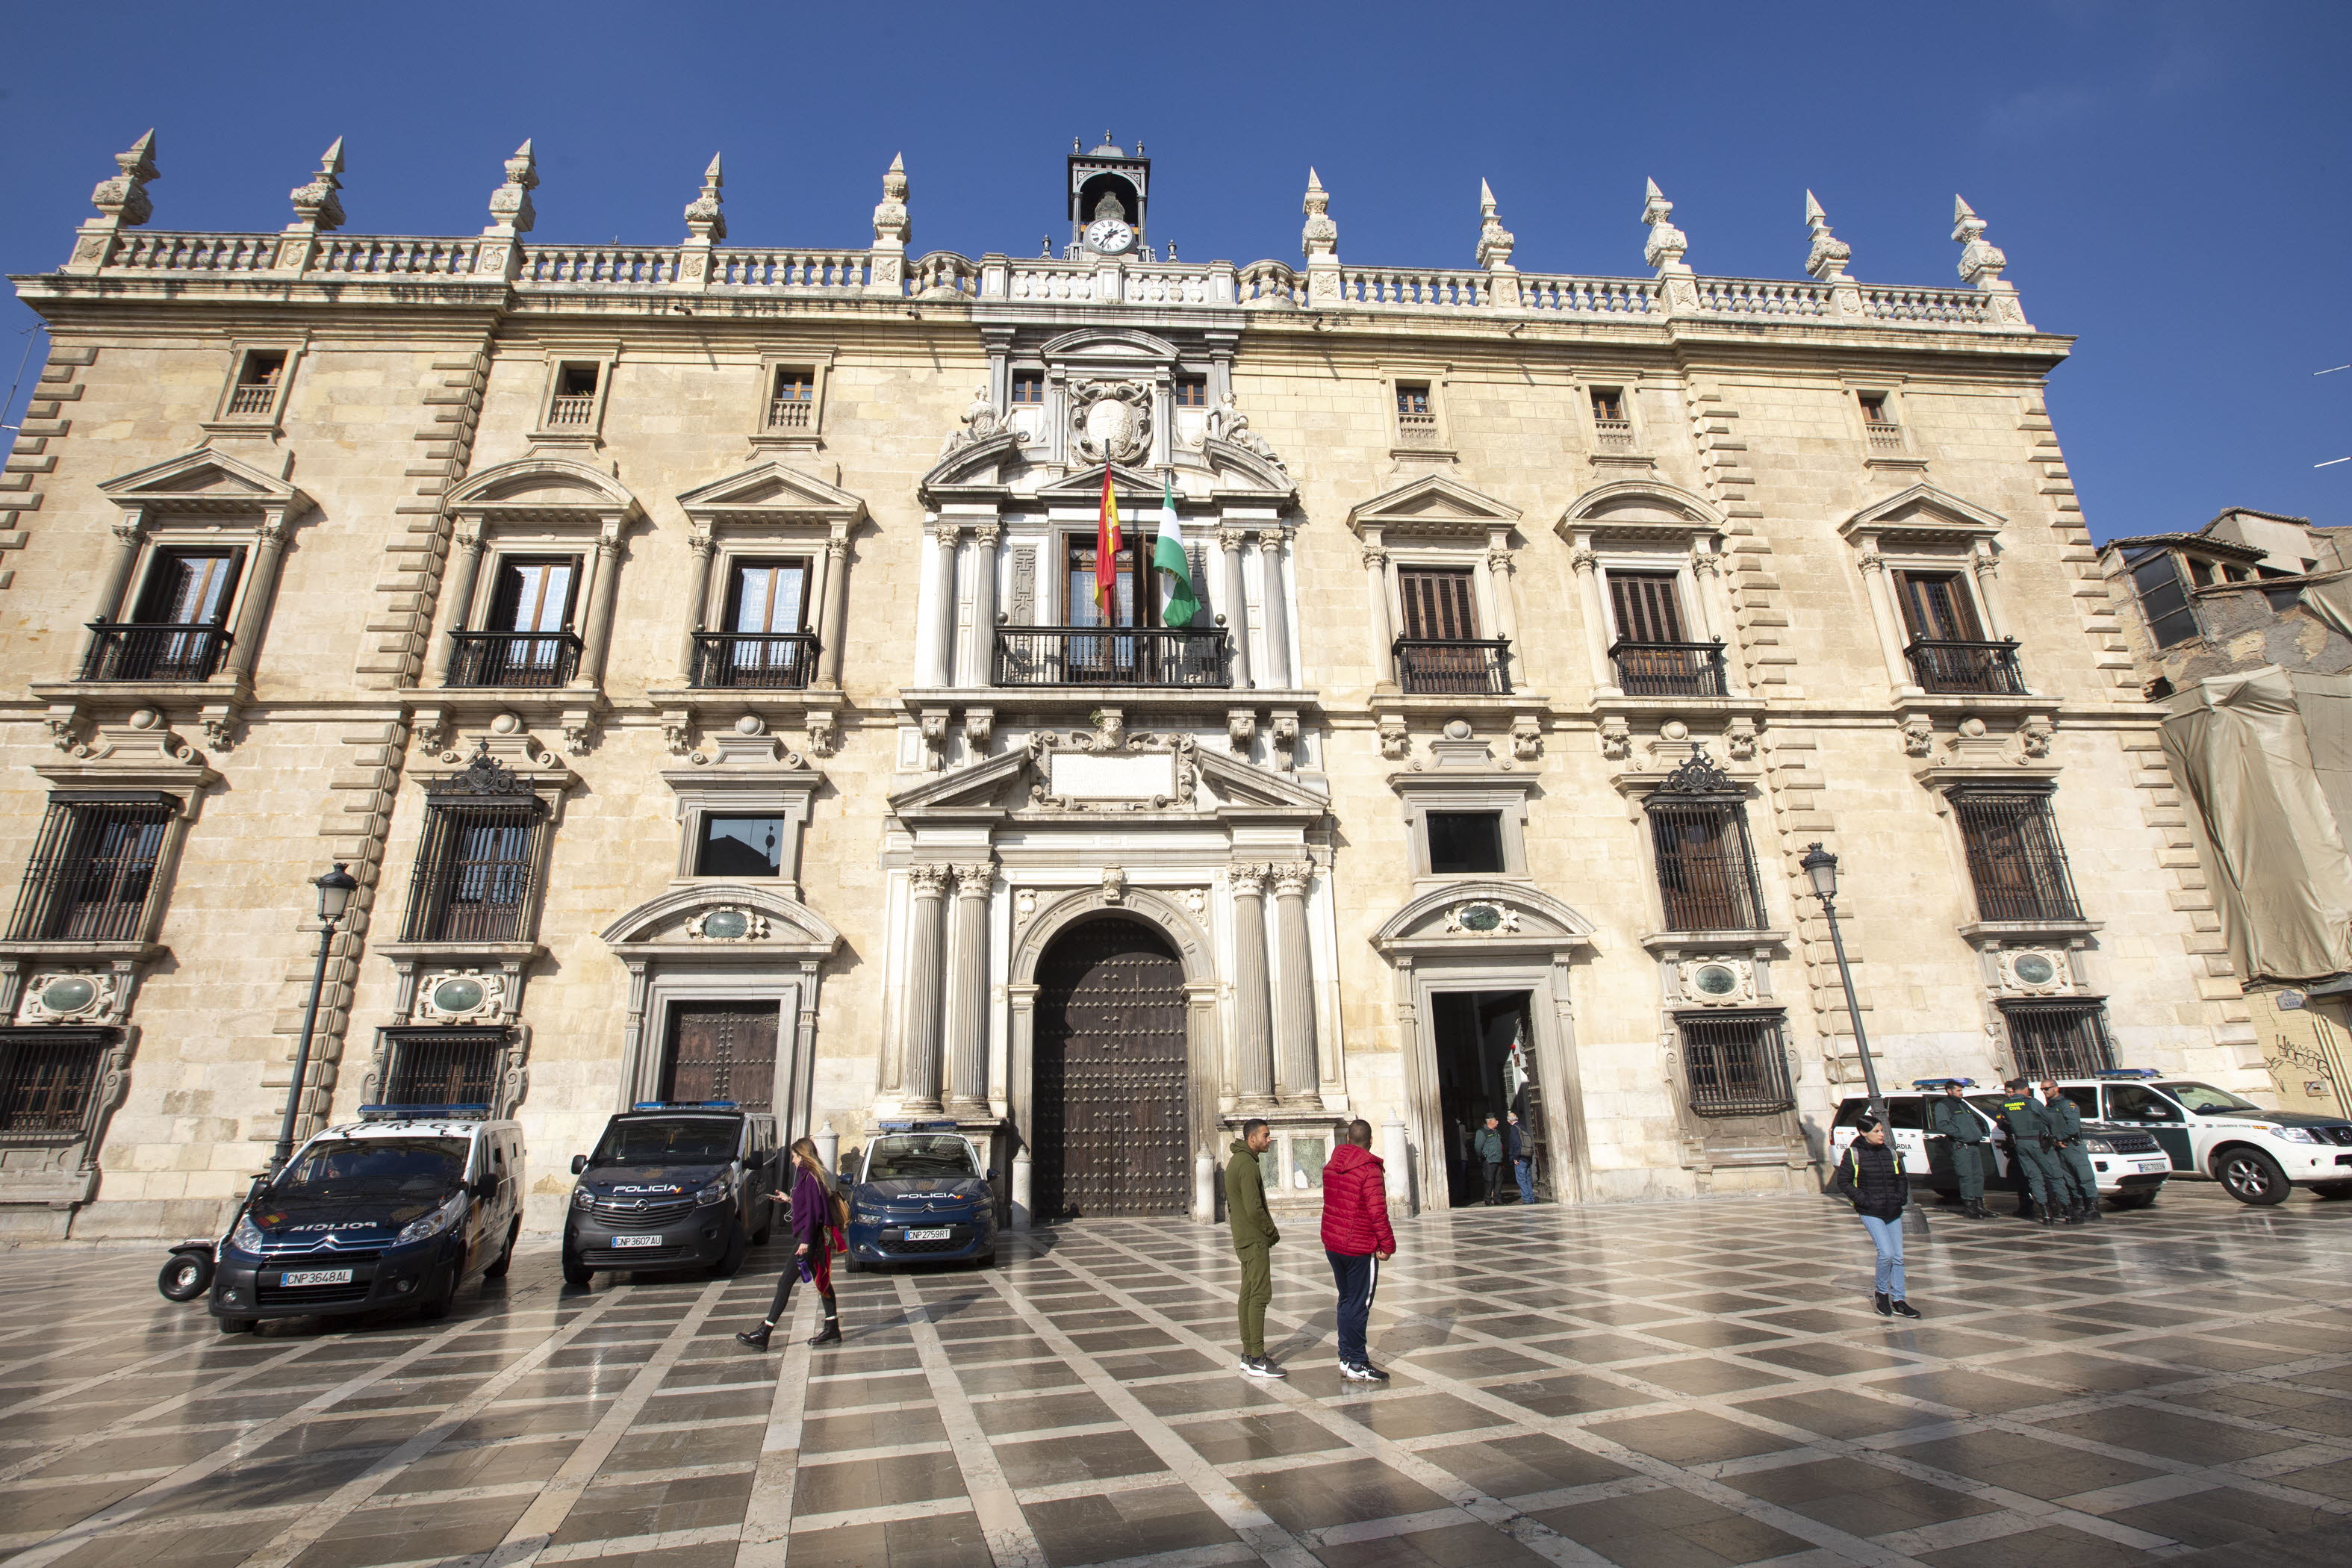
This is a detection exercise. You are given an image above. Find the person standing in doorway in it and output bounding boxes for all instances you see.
[1225,1119,1284,1378]
[735,1136,843,1350]
[1320,1119,1394,1382]
[1507,1111,1536,1205]
[1827,1116,1921,1319]
[1474,1115,1506,1205]
[1926,1080,1995,1219]
[2041,1079,2102,1223]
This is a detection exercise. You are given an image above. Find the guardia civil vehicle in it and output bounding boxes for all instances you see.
[2052,1069,2352,1205]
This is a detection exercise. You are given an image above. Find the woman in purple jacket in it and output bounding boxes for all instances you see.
[735,1137,841,1350]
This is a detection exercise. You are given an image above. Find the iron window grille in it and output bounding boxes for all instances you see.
[0,1029,111,1141]
[1676,1011,1795,1117]
[2000,999,2117,1080]
[403,750,548,944]
[1646,750,1767,931]
[1951,789,2084,923]
[7,794,176,942]
[382,1027,505,1106]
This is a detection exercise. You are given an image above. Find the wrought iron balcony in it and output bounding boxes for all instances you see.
[992,626,1231,688]
[447,629,582,688]
[692,631,820,689]
[1610,638,1728,698]
[1906,638,2026,695]
[1393,637,1512,696]
[80,622,232,683]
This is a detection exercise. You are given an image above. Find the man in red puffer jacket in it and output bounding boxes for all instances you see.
[1321,1119,1396,1381]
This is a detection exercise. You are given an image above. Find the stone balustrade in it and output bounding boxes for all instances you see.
[311,235,483,276]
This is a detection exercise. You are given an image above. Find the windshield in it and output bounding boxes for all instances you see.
[591,1118,739,1166]
[275,1137,469,1199]
[864,1136,979,1180]
[2164,1082,2262,1113]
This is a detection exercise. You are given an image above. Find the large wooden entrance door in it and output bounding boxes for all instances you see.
[1034,918,1189,1217]
[662,1001,778,1113]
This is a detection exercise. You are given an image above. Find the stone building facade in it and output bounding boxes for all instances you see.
[0,134,2258,1239]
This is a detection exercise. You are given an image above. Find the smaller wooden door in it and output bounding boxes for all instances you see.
[662,1001,778,1112]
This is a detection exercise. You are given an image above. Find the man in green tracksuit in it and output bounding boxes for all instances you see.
[1997,1077,2067,1225]
[2041,1078,2103,1223]
[1225,1119,1284,1378]
[1926,1080,1995,1219]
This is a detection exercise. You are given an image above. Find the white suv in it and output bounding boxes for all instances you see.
[2055,1071,2352,1206]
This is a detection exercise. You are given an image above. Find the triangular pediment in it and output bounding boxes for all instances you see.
[1195,747,1331,810]
[1841,484,2007,542]
[676,461,865,525]
[888,748,1033,814]
[1373,881,1598,953]
[1348,473,1521,538]
[1035,461,1172,508]
[887,738,1330,820]
[99,447,298,507]
[1039,327,1179,364]
[447,457,637,514]
[597,883,840,955]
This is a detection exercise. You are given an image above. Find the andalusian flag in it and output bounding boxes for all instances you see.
[1152,473,1198,628]
[1093,469,1123,622]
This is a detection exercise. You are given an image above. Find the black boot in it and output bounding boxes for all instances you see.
[2080,1200,2101,1222]
[1873,1292,1892,1317]
[808,1313,841,1346]
[734,1322,774,1351]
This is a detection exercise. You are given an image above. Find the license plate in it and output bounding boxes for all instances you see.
[902,1228,951,1242]
[2135,1160,2171,1173]
[611,1233,664,1248]
[279,1269,353,1287]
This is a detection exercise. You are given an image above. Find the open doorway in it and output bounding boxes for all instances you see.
[1431,989,1543,1206]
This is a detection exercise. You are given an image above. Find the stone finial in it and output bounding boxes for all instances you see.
[872,152,910,248]
[90,130,160,226]
[1641,178,1688,273]
[287,138,346,233]
[682,153,726,243]
[1475,178,1516,270]
[1951,195,2008,289]
[484,140,538,237]
[1802,189,1850,281]
[1301,167,1338,261]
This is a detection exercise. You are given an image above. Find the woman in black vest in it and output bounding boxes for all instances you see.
[1829,1117,1921,1319]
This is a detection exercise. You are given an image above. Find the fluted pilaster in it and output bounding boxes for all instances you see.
[1272,862,1319,1103]
[1230,863,1275,1108]
[900,863,953,1110]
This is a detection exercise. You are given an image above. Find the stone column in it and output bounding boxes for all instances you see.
[1855,546,1917,692]
[1568,543,1615,694]
[91,513,148,631]
[1256,532,1294,688]
[1216,528,1253,689]
[916,523,959,688]
[221,509,296,683]
[1230,864,1276,1109]
[679,531,716,682]
[1360,534,1396,691]
[1272,862,1319,1104]
[1970,545,2013,640]
[1690,550,1740,694]
[817,529,850,688]
[427,522,487,685]
[579,520,625,685]
[1484,528,1521,643]
[899,864,953,1112]
[963,523,1001,691]
[944,860,994,1110]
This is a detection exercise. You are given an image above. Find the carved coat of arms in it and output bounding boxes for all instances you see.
[1070,380,1151,464]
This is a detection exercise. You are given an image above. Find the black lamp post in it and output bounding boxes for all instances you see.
[270,862,359,1174]
[1799,842,1888,1125]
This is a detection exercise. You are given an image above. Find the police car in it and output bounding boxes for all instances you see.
[841,1124,995,1272]
[2051,1069,2352,1205]
[562,1102,781,1284]
[208,1105,524,1332]
[1829,1080,2173,1208]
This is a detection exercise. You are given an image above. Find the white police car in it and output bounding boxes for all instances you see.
[1829,1080,2172,1208]
[2053,1069,2352,1205]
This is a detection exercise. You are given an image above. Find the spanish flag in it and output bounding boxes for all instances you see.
[1094,468,1123,622]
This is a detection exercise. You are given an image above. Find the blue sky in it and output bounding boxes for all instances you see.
[3,1,2345,538]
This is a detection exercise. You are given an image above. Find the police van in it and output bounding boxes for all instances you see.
[2051,1069,2352,1205]
[1828,1080,2172,1208]
[208,1105,525,1332]
[561,1102,781,1284]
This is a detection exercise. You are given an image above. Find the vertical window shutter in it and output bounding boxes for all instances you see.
[1896,572,1983,642]
[1609,573,1684,643]
[1399,567,1477,640]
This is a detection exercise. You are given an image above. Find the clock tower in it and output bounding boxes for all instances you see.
[1068,134,1148,258]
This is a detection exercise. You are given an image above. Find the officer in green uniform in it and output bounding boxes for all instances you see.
[1925,1079,1995,1219]
[2041,1077,2102,1224]
[1997,1077,2066,1225]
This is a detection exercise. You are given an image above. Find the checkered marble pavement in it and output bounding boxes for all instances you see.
[3,1186,2350,1568]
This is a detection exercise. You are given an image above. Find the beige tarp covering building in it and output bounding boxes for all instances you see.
[2160,666,2352,983]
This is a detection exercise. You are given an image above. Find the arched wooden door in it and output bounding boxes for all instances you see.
[1033,917,1189,1217]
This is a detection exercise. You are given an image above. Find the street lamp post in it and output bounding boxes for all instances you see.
[1799,843,1886,1123]
[270,862,359,1174]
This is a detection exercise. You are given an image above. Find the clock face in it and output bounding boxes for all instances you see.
[1085,218,1136,255]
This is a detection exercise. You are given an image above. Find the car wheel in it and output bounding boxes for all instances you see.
[159,1253,214,1301]
[483,1218,521,1279]
[561,1245,592,1287]
[2215,1148,2292,1206]
[712,1227,747,1278]
[2309,1180,2352,1200]
[217,1316,256,1334]
[416,1272,459,1320]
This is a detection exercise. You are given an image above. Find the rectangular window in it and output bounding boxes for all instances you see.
[226,350,287,416]
[547,363,600,427]
[2128,550,2201,647]
[0,1030,108,1139]
[1397,567,1478,641]
[725,559,808,635]
[1009,372,1045,405]
[1952,790,2084,924]
[1174,377,1207,408]
[488,557,579,633]
[7,795,175,942]
[1676,1012,1795,1116]
[1426,812,1505,876]
[1590,388,1625,423]
[697,815,785,877]
[1648,799,1767,930]
[1065,536,1151,627]
[2000,1000,2116,1080]
[1894,570,1985,643]
[402,800,547,944]
[1858,392,1892,426]
[383,1029,504,1107]
[133,548,244,628]
[1608,571,1686,644]
[1396,383,1431,417]
[84,547,246,682]
[454,555,584,688]
[767,367,815,430]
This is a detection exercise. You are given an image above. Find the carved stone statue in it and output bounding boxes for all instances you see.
[1204,395,1287,470]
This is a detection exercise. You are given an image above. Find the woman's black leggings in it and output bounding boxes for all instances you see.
[765,1265,836,1325]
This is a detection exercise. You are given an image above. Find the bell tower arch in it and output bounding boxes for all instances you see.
[1068,135,1150,256]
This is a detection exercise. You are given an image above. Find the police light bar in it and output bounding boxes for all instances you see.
[629,1101,740,1111]
[2094,1068,2160,1080]
[876,1119,959,1132]
[357,1104,490,1121]
[1912,1077,1976,1089]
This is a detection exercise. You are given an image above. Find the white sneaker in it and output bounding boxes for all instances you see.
[1238,1354,1286,1378]
[1340,1361,1389,1382]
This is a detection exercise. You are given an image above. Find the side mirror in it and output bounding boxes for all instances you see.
[472,1176,497,1201]
[570,1154,588,1175]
